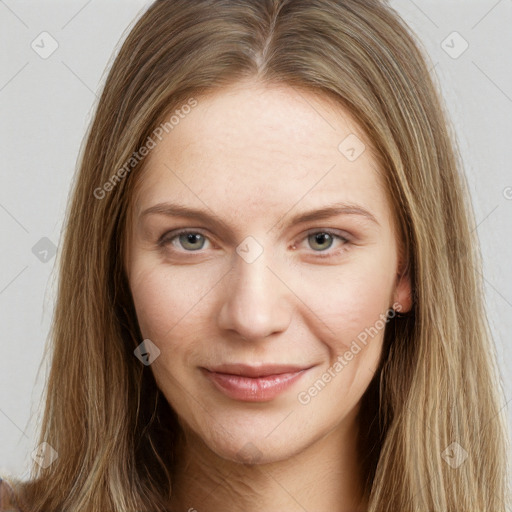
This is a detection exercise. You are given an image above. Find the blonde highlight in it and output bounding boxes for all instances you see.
[3,1,509,510]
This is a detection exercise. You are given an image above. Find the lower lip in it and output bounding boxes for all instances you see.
[201,368,310,402]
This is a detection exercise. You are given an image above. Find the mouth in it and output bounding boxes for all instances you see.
[200,363,314,402]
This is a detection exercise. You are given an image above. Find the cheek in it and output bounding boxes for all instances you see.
[128,258,217,341]
[293,250,396,366]
[302,252,395,341]
[291,264,394,411]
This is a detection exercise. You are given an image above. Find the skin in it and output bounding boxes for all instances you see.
[125,79,412,512]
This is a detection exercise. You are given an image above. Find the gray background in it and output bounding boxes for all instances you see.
[1,0,511,481]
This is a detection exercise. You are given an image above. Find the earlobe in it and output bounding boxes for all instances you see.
[393,263,413,314]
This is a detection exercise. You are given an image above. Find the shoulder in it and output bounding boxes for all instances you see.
[0,478,23,512]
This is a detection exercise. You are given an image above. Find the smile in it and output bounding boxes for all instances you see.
[200,365,312,402]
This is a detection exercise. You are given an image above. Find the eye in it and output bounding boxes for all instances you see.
[158,229,211,252]
[294,230,350,259]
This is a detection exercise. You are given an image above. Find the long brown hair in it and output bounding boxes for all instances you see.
[3,0,510,510]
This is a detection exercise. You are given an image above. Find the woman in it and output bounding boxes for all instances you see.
[1,0,509,510]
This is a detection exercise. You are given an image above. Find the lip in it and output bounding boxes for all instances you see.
[206,363,311,378]
[201,364,313,402]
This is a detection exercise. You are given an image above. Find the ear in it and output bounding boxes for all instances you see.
[393,258,413,314]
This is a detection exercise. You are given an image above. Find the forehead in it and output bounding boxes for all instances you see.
[132,81,391,228]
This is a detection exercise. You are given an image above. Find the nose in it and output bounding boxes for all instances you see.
[217,248,292,342]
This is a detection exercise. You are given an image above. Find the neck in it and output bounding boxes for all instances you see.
[168,406,368,512]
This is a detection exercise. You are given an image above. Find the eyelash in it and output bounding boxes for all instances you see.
[158,229,351,259]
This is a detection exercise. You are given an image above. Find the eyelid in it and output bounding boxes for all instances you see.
[158,228,214,248]
[292,229,351,258]
[301,227,351,242]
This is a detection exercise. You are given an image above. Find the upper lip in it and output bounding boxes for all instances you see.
[204,363,313,378]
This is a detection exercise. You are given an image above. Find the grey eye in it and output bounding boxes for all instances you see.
[308,232,334,251]
[177,232,206,251]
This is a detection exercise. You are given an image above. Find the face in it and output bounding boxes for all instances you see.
[125,80,411,464]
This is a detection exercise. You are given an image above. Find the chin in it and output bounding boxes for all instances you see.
[195,412,326,467]
[214,436,301,465]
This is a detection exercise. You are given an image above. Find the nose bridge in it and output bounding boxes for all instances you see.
[217,239,291,340]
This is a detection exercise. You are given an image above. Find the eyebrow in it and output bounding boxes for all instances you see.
[140,201,380,234]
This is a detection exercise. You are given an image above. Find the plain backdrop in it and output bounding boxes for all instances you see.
[1,0,511,480]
